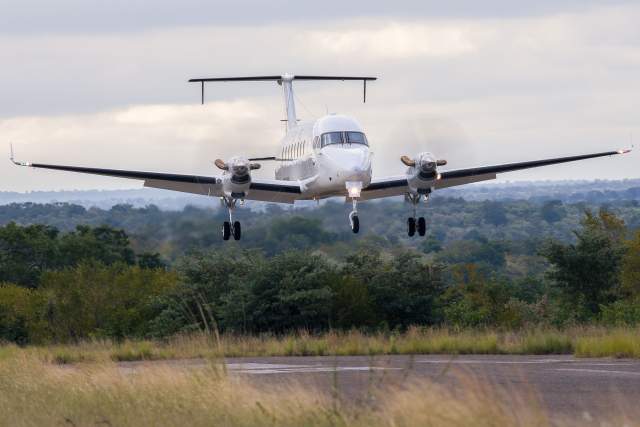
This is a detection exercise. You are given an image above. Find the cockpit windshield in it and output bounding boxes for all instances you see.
[320,131,368,147]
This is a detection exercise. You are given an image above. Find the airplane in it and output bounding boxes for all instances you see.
[10,73,632,241]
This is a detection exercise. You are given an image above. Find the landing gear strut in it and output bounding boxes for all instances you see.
[406,193,428,237]
[222,197,242,241]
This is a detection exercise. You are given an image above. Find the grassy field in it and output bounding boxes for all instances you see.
[0,348,639,426]
[2,328,640,426]
[1,327,639,365]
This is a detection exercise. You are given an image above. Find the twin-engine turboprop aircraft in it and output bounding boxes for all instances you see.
[11,74,632,240]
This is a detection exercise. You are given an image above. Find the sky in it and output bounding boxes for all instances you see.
[1,0,639,191]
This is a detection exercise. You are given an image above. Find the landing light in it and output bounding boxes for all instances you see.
[346,181,363,198]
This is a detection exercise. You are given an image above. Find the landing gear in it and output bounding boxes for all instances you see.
[233,221,241,240]
[221,197,242,241]
[417,216,426,237]
[351,214,360,233]
[406,192,429,237]
[222,221,231,240]
[407,217,416,237]
[349,198,360,234]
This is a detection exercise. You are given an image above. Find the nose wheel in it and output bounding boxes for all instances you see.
[349,198,360,234]
[350,212,360,233]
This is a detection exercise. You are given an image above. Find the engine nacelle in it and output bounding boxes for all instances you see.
[215,157,260,199]
[402,152,446,195]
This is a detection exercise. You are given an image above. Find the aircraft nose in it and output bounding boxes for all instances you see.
[336,149,371,180]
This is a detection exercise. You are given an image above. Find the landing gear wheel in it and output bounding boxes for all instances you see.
[222,221,231,241]
[417,217,426,237]
[407,217,416,237]
[351,215,360,234]
[233,221,241,241]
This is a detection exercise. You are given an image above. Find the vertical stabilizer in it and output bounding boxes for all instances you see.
[280,73,297,132]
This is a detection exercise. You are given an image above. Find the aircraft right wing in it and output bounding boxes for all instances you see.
[361,149,631,200]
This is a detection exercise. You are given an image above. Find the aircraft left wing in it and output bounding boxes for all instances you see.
[10,160,302,204]
[361,149,630,200]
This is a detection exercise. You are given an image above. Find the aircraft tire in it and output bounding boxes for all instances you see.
[351,215,360,234]
[417,217,426,236]
[407,217,416,237]
[222,221,231,241]
[233,221,241,240]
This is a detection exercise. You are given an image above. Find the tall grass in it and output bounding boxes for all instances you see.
[4,327,640,365]
[0,351,637,426]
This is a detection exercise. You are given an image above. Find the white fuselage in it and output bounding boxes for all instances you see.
[274,114,372,200]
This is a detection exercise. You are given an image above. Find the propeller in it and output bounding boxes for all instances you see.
[400,155,447,168]
[215,158,261,171]
[384,115,474,174]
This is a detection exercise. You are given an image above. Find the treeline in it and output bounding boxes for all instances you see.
[1,198,639,262]
[1,208,639,344]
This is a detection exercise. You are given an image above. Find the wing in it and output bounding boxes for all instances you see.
[361,149,630,200]
[12,161,302,204]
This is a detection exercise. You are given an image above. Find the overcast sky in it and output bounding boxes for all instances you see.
[1,0,639,191]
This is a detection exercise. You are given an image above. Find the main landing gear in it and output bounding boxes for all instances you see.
[406,193,428,237]
[221,197,241,241]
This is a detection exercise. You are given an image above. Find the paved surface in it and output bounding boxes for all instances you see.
[122,355,640,419]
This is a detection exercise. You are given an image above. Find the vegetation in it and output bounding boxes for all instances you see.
[0,200,639,356]
[0,345,639,426]
[5,327,640,365]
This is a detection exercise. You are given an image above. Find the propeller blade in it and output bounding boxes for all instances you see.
[436,159,447,166]
[214,159,228,171]
[400,155,416,167]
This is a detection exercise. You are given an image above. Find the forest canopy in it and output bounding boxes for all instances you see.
[0,200,639,344]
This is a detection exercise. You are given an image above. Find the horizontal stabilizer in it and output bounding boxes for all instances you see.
[189,74,377,103]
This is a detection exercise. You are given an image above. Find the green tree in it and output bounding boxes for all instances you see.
[482,201,508,226]
[542,210,626,319]
[620,230,640,298]
[245,251,335,333]
[0,284,49,344]
[0,223,60,287]
[41,262,177,341]
[350,251,445,329]
[59,225,135,266]
[540,200,567,223]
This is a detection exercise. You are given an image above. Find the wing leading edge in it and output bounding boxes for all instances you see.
[14,162,302,204]
[362,149,629,200]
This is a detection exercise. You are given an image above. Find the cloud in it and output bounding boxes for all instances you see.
[308,22,479,59]
[1,3,639,192]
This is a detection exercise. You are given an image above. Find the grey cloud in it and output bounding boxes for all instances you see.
[1,4,639,191]
[0,0,631,35]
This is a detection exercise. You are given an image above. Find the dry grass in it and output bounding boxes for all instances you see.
[3,327,640,366]
[0,349,638,427]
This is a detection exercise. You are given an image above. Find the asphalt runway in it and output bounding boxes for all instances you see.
[123,355,640,420]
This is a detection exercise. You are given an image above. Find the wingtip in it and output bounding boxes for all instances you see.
[9,143,31,167]
[617,148,633,154]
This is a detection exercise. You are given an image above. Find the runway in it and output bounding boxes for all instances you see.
[123,355,640,419]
